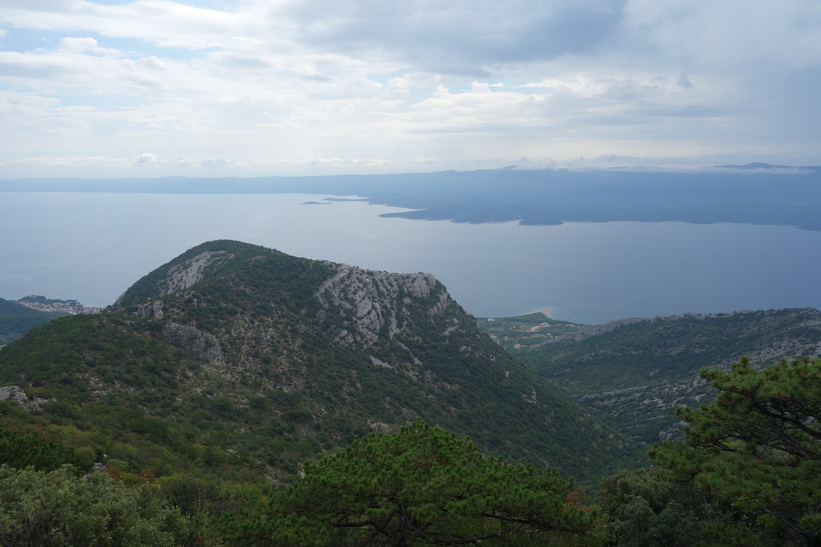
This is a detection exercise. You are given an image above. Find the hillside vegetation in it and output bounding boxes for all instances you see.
[507,309,821,444]
[0,298,65,345]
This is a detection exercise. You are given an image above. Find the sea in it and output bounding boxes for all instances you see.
[2,191,821,325]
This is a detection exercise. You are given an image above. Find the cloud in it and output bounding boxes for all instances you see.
[3,155,130,174]
[58,36,99,52]
[621,0,821,72]
[199,158,234,169]
[279,0,625,72]
[0,0,241,49]
[135,153,158,166]
[0,0,820,176]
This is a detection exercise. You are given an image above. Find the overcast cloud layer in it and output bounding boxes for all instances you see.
[2,0,820,177]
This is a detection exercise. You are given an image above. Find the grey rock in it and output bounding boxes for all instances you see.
[162,322,225,365]
[0,385,28,405]
[0,385,55,410]
[135,300,164,319]
[315,264,449,349]
[161,251,232,295]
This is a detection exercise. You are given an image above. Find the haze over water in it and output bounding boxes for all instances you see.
[2,192,820,325]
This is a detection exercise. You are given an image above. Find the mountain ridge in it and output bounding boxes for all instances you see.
[0,240,635,485]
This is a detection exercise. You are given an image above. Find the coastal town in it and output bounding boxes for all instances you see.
[16,295,102,315]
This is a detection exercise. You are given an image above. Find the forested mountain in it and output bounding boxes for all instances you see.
[508,309,821,444]
[0,240,634,486]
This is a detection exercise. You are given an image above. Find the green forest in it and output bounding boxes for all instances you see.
[2,357,819,545]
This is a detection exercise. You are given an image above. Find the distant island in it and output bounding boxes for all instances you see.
[715,162,821,170]
[3,166,820,231]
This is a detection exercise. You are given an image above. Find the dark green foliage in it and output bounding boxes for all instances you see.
[0,465,196,546]
[259,420,604,546]
[0,314,187,399]
[0,312,276,481]
[596,466,722,546]
[114,240,330,309]
[651,357,821,546]
[158,474,268,544]
[0,425,85,471]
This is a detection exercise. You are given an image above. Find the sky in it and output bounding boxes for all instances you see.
[1,0,821,178]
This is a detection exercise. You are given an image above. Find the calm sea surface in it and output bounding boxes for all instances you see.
[2,192,820,325]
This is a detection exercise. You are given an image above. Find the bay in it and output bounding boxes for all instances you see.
[1,192,820,325]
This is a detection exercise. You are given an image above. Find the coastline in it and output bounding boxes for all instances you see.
[535,306,551,318]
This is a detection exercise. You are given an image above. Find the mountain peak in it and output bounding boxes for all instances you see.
[2,240,635,484]
[113,240,273,308]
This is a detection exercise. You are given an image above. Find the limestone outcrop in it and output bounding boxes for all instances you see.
[315,264,450,348]
[162,322,225,366]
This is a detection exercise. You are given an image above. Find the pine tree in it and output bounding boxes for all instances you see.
[259,420,603,545]
[651,357,821,546]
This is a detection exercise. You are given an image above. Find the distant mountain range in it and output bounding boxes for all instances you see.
[715,162,821,171]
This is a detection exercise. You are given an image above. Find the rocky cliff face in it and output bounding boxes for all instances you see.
[161,322,225,366]
[0,385,54,411]
[159,250,234,296]
[315,264,448,348]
